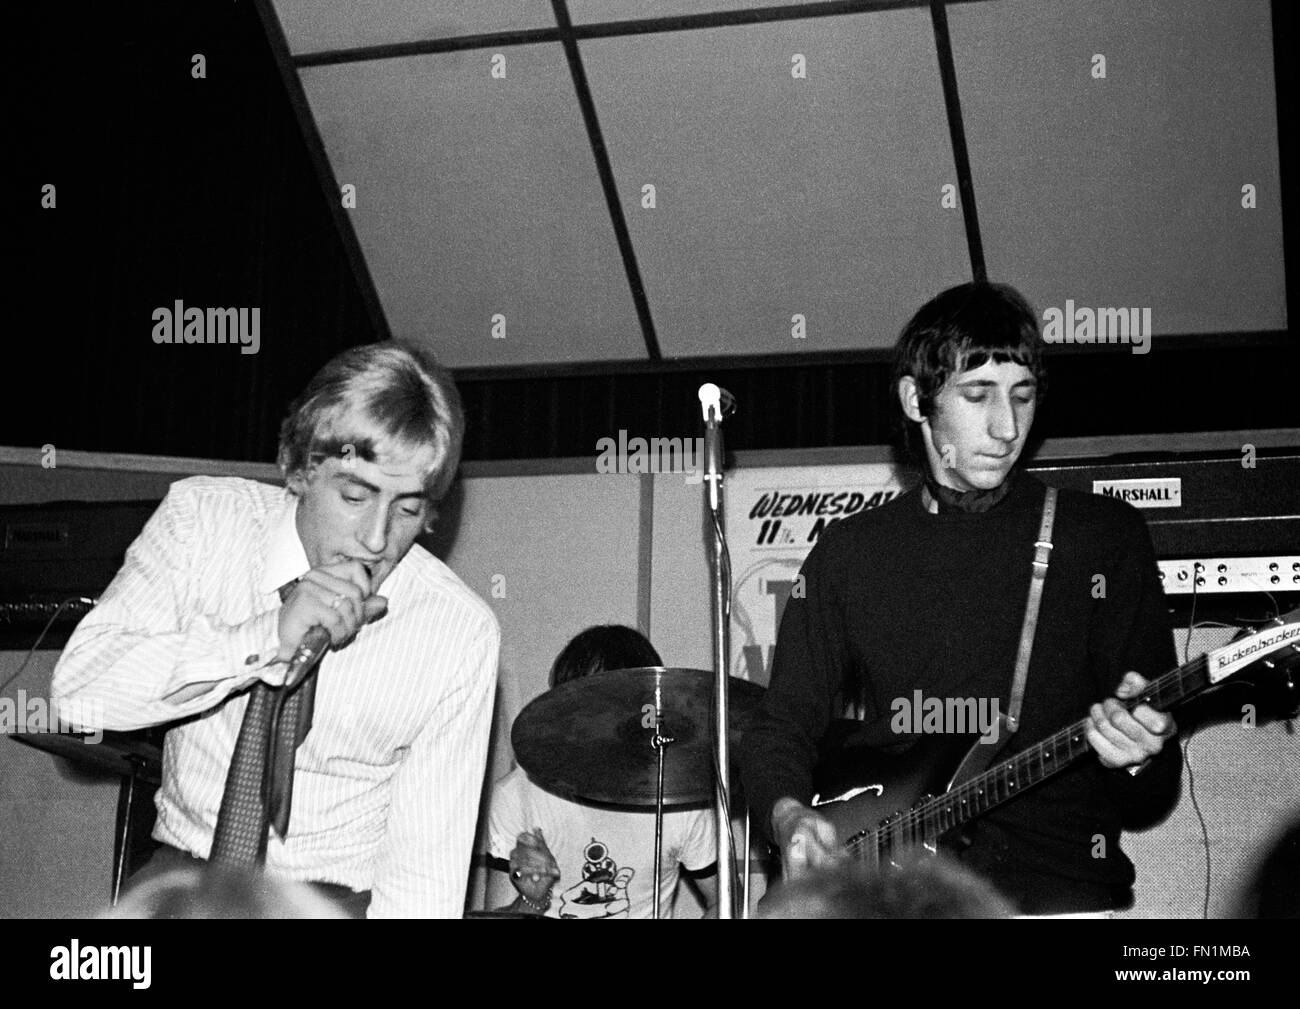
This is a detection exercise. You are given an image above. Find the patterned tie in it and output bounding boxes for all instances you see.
[210,582,318,866]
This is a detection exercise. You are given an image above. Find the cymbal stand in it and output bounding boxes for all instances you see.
[651,717,674,920]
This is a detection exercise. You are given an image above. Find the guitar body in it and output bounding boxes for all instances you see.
[811,733,984,856]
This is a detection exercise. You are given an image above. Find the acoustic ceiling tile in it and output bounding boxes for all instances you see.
[949,0,1285,337]
[581,8,971,358]
[299,44,646,368]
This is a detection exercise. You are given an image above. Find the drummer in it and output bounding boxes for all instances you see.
[486,626,719,918]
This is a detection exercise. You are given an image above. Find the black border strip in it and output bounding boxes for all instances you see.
[929,0,985,282]
[296,27,560,67]
[291,0,988,67]
[551,0,662,360]
[252,0,394,343]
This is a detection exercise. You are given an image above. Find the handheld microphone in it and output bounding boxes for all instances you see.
[282,561,375,690]
[284,625,330,690]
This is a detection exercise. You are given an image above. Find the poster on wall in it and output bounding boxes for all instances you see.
[726,463,916,687]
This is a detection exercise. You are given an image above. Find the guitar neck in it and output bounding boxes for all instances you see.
[858,654,1214,857]
[953,657,1209,825]
[839,608,1299,866]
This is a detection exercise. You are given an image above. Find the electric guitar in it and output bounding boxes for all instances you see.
[810,608,1300,868]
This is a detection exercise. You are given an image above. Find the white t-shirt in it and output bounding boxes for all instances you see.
[488,767,716,919]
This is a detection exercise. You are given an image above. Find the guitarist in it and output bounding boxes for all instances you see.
[739,282,1180,915]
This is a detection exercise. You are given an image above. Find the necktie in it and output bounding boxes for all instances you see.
[210,582,319,866]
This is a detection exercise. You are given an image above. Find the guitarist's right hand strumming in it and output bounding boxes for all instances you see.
[772,797,842,879]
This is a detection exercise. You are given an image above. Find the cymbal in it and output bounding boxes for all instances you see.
[511,666,765,808]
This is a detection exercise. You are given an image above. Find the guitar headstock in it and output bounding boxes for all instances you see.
[1205,606,1300,686]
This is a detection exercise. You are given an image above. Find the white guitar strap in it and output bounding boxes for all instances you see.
[1004,486,1058,737]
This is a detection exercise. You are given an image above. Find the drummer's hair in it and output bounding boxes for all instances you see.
[551,625,662,687]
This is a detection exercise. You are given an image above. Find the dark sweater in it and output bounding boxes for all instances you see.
[738,472,1182,914]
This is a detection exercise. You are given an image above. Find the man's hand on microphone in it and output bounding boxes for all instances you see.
[274,560,388,664]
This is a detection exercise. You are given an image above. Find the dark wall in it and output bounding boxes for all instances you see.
[10,1,378,463]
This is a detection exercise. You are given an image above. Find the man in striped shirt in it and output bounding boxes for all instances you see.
[53,343,500,918]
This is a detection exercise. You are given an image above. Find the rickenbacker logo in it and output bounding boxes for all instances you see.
[1092,477,1182,508]
[1206,621,1300,684]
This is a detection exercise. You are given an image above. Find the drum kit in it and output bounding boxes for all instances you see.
[503,665,767,919]
[473,385,751,919]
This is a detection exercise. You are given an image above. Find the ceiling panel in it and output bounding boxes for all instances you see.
[299,44,646,368]
[950,0,1285,336]
[272,0,555,56]
[581,8,970,357]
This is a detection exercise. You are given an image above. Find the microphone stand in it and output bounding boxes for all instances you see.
[700,386,735,919]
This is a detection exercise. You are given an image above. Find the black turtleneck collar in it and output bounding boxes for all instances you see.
[922,468,1020,514]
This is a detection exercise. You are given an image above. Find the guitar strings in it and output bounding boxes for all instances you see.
[843,605,1298,860]
[843,650,1216,859]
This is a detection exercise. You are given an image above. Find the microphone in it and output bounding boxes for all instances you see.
[697,384,736,423]
[282,561,374,690]
[697,384,735,513]
[699,383,721,423]
[284,625,330,691]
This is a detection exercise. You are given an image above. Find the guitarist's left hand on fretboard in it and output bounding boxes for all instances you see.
[1084,671,1177,771]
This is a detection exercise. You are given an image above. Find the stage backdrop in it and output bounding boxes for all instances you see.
[2,434,1297,917]
[724,459,915,687]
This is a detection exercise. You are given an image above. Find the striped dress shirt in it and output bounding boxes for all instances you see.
[52,476,500,918]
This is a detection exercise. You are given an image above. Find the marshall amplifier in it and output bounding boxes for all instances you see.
[1028,447,1299,601]
[1029,446,1299,727]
